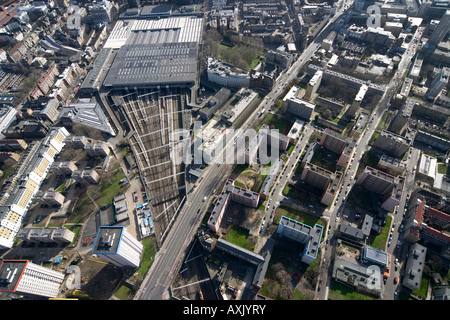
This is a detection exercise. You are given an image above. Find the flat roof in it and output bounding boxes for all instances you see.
[91,226,124,254]
[103,42,198,88]
[363,245,389,267]
[0,260,27,292]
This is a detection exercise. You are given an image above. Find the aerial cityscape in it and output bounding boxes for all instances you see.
[0,0,448,304]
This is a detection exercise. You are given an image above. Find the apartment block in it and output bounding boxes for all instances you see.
[244,124,290,164]
[51,161,78,175]
[0,259,65,298]
[0,139,28,152]
[282,85,315,120]
[34,190,65,207]
[356,166,405,211]
[207,179,260,233]
[0,128,69,249]
[84,142,109,157]
[17,227,75,244]
[63,135,88,149]
[300,162,342,206]
[277,216,323,265]
[373,130,414,158]
[91,226,143,268]
[304,70,323,101]
[72,169,100,184]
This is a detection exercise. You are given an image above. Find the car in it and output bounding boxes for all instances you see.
[391,227,395,232]
[202,196,207,202]
[394,292,399,300]
[134,196,139,202]
[394,277,398,284]
[335,217,339,222]
[383,277,387,285]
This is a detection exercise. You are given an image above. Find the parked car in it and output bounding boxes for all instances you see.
[394,277,398,284]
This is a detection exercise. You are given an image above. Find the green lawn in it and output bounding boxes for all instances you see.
[225,226,254,251]
[114,285,132,300]
[95,165,129,207]
[136,237,156,278]
[369,215,392,250]
[275,206,324,229]
[413,274,429,299]
[328,280,376,300]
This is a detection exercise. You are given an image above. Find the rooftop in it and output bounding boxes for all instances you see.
[91,226,124,255]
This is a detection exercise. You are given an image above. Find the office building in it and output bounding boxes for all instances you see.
[199,88,231,122]
[356,166,405,211]
[92,226,143,268]
[428,10,450,47]
[0,259,65,298]
[207,179,260,233]
[426,67,449,101]
[277,216,323,265]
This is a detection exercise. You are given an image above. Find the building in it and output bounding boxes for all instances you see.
[244,124,290,164]
[17,227,75,244]
[51,161,78,176]
[332,258,383,296]
[88,0,116,24]
[0,128,69,249]
[0,139,27,152]
[207,57,250,88]
[373,130,414,158]
[361,245,390,269]
[282,85,315,120]
[63,135,88,149]
[207,179,260,233]
[356,166,405,211]
[402,243,427,290]
[199,88,231,122]
[319,128,355,167]
[304,70,323,101]
[300,162,342,206]
[34,190,65,207]
[72,169,100,184]
[277,216,323,265]
[38,99,60,124]
[101,16,202,92]
[84,142,109,157]
[428,10,450,47]
[0,259,65,298]
[7,42,27,64]
[426,67,449,101]
[91,226,143,268]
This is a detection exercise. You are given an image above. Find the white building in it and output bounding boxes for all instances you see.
[0,127,69,249]
[91,226,143,268]
[0,259,65,298]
